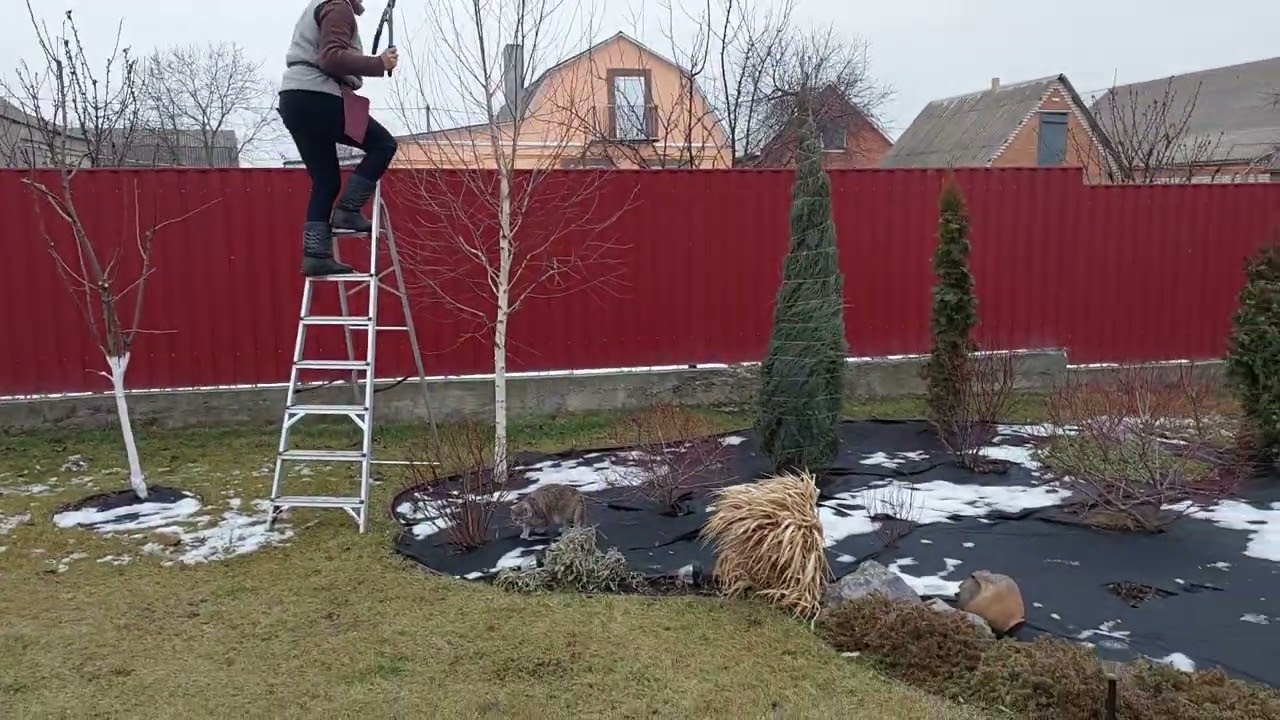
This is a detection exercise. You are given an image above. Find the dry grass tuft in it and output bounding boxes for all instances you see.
[699,471,831,621]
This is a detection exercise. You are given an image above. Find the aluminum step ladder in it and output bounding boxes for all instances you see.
[268,180,437,533]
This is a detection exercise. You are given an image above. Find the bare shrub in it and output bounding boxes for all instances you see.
[863,483,923,548]
[605,404,730,515]
[401,421,510,551]
[493,525,645,594]
[1043,364,1240,532]
[700,471,831,622]
[932,351,1018,472]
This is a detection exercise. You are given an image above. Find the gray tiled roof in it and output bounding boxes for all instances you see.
[1089,56,1280,166]
[880,75,1065,168]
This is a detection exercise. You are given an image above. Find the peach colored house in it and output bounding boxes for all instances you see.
[395,33,732,169]
[880,74,1113,182]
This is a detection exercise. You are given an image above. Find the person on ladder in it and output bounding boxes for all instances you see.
[278,0,399,277]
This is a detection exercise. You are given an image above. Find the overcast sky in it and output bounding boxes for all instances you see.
[3,0,1277,160]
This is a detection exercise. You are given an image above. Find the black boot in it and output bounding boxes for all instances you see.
[301,221,354,276]
[331,174,377,234]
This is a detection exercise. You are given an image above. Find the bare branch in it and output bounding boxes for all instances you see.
[1086,75,1229,183]
[139,42,284,166]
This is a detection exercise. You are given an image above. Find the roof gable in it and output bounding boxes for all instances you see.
[881,75,1068,168]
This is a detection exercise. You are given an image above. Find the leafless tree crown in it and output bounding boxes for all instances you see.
[1087,76,1227,183]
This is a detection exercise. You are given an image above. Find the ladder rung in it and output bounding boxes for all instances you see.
[295,360,369,371]
[280,449,366,462]
[301,315,374,326]
[309,273,375,282]
[286,404,369,415]
[272,495,364,508]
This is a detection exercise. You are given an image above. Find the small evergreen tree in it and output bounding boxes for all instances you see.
[1225,234,1280,459]
[756,115,847,474]
[924,177,978,430]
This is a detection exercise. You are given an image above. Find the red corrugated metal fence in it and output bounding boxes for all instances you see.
[0,167,1276,397]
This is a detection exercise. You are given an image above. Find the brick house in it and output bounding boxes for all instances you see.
[1088,56,1279,183]
[750,84,893,169]
[880,74,1111,179]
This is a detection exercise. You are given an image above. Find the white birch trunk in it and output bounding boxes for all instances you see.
[493,170,513,484]
[107,353,148,499]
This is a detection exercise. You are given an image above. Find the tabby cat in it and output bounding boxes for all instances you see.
[509,483,586,540]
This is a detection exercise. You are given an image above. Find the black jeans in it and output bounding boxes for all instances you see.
[277,89,398,223]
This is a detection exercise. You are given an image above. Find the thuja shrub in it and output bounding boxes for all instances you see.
[923,177,978,433]
[1225,235,1280,460]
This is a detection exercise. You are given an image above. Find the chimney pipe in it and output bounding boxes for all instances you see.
[503,44,525,116]
[991,77,1001,91]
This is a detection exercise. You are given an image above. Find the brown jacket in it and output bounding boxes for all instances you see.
[316,0,385,79]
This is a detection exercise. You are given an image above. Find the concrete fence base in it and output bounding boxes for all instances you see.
[0,350,1226,431]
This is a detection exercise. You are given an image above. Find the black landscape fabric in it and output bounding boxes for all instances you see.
[392,419,1280,687]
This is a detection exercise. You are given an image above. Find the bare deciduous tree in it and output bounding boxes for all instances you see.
[3,4,145,168]
[390,0,634,481]
[139,42,283,166]
[15,6,216,499]
[1085,76,1230,183]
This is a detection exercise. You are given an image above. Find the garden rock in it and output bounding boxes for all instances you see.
[824,560,920,608]
[151,530,183,547]
[925,597,994,638]
[957,570,1025,633]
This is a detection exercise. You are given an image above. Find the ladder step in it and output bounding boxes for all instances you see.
[301,315,374,326]
[272,495,364,509]
[295,360,369,371]
[286,403,369,415]
[280,449,366,462]
[309,273,376,282]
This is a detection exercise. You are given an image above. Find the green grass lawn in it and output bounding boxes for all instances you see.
[0,398,1015,719]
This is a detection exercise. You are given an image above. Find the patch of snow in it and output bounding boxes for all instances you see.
[962,542,975,548]
[1241,613,1270,625]
[1033,602,1044,608]
[1045,558,1082,567]
[978,443,1042,470]
[518,454,652,495]
[1078,619,1130,643]
[720,435,747,446]
[859,451,928,469]
[820,479,1068,546]
[1206,561,1232,570]
[484,545,545,576]
[920,539,933,544]
[1174,500,1280,562]
[1051,613,1062,620]
[1154,652,1196,673]
[0,512,31,535]
[61,455,88,472]
[835,554,856,563]
[97,555,133,566]
[53,552,90,573]
[53,497,203,532]
[157,500,294,565]
[887,556,964,597]
[995,423,1062,438]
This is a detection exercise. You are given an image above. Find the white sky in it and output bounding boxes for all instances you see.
[3,0,1277,161]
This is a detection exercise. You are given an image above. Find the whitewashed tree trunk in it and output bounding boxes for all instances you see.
[493,168,513,483]
[107,353,148,499]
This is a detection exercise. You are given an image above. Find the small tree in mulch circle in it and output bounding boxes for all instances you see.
[756,113,847,475]
[1225,232,1280,463]
[922,176,979,443]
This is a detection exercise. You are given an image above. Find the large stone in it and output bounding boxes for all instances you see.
[957,570,1025,633]
[824,560,921,608]
[925,598,995,638]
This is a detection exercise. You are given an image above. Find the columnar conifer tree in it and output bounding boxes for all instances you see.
[924,177,978,431]
[1225,233,1280,459]
[756,113,847,474]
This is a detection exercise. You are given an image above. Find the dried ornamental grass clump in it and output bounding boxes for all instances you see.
[699,471,831,621]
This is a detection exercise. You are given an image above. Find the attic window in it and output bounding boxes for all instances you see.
[607,69,654,141]
[818,119,846,150]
